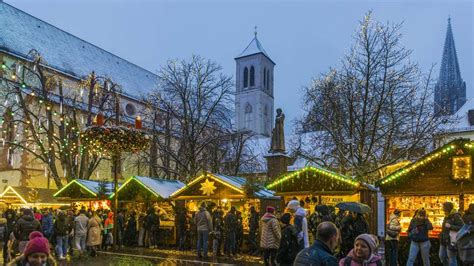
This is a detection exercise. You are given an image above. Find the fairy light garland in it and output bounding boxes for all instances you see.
[378,141,474,186]
[266,166,358,189]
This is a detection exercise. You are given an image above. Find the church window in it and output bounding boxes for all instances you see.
[263,68,266,87]
[264,105,269,134]
[250,66,255,87]
[243,67,249,88]
[244,103,252,129]
[266,69,270,90]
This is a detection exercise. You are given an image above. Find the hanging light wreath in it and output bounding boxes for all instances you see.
[80,114,150,156]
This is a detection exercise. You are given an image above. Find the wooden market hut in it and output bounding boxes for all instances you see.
[266,166,378,233]
[0,186,68,209]
[376,138,474,239]
[170,173,280,230]
[110,176,185,245]
[53,179,115,210]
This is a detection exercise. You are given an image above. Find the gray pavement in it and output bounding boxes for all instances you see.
[56,248,263,265]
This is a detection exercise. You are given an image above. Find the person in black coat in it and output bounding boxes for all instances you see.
[124,211,138,246]
[144,208,160,248]
[248,206,259,256]
[176,208,188,251]
[224,207,237,257]
[340,212,369,257]
[277,213,299,265]
[3,209,16,263]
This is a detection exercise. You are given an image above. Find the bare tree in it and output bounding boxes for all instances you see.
[0,50,119,188]
[143,55,261,180]
[299,12,445,183]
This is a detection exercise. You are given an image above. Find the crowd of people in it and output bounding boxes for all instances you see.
[1,199,474,265]
[0,206,165,265]
[385,202,474,266]
[189,199,474,265]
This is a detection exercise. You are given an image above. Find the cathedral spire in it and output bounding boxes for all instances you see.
[439,17,462,85]
[434,17,466,116]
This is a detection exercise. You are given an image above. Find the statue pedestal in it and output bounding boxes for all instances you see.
[264,152,291,183]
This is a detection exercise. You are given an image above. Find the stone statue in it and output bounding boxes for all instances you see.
[270,108,285,153]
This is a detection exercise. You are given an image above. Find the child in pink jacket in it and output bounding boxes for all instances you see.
[339,234,382,266]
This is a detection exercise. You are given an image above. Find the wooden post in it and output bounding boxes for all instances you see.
[112,90,120,250]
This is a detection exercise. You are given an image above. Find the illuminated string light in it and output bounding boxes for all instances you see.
[266,166,358,189]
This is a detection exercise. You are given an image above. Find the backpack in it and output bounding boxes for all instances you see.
[457,224,474,263]
[344,257,382,266]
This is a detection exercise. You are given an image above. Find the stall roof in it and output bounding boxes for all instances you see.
[0,186,67,206]
[110,176,185,199]
[53,179,116,198]
[267,166,359,193]
[171,173,278,199]
[375,139,470,187]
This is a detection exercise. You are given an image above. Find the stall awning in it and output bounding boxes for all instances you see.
[53,179,116,199]
[110,176,185,201]
[171,173,278,200]
[266,166,361,195]
[0,186,68,206]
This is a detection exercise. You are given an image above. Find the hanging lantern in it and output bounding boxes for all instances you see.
[135,116,142,129]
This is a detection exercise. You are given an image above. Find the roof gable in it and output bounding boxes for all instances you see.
[235,36,274,64]
[171,173,276,199]
[0,2,157,98]
[376,139,469,188]
[111,176,184,200]
[267,166,359,194]
[53,179,115,199]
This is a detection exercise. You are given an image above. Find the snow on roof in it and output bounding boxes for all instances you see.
[75,179,115,195]
[133,176,185,199]
[447,98,474,132]
[235,36,274,64]
[0,2,157,98]
[212,173,277,199]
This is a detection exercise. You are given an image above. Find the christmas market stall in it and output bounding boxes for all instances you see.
[376,138,474,238]
[170,173,280,232]
[53,179,114,210]
[0,186,69,209]
[266,166,378,233]
[110,176,185,245]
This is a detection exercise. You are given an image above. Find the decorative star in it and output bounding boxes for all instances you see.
[200,179,217,196]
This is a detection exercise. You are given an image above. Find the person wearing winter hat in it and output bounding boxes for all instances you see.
[339,233,382,266]
[286,199,309,250]
[9,231,57,266]
[277,213,299,265]
[260,206,281,266]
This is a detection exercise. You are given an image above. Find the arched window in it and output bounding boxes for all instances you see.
[243,67,249,88]
[263,68,267,87]
[263,105,269,134]
[250,66,255,87]
[266,69,270,90]
[244,103,252,129]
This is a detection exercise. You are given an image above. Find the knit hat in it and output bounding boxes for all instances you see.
[280,213,291,225]
[287,199,300,211]
[266,206,275,213]
[24,231,50,257]
[355,234,379,254]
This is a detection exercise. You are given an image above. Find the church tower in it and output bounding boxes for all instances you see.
[434,18,466,116]
[235,31,275,137]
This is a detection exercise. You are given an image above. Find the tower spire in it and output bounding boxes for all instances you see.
[254,25,258,37]
[434,17,466,115]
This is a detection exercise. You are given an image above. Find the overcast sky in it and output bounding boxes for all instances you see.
[6,0,473,131]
